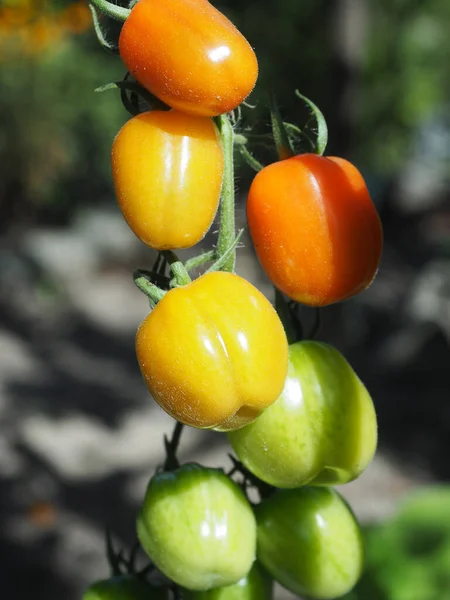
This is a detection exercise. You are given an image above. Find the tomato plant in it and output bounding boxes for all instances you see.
[83,3,382,596]
[256,487,364,600]
[111,110,224,250]
[228,340,377,487]
[83,575,169,599]
[137,464,256,591]
[136,271,288,430]
[182,562,273,599]
[247,153,383,306]
[118,0,258,117]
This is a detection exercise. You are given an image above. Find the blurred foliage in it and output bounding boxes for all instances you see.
[357,0,450,173]
[0,0,448,228]
[0,0,126,229]
[343,487,450,600]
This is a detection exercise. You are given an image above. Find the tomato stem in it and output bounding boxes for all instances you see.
[216,114,236,273]
[161,251,192,286]
[184,250,216,272]
[88,0,130,21]
[269,92,295,160]
[133,272,166,305]
[205,229,244,274]
[88,4,119,54]
[283,121,316,152]
[105,529,123,576]
[308,308,322,339]
[239,144,264,172]
[275,289,304,344]
[163,421,185,471]
[228,455,276,501]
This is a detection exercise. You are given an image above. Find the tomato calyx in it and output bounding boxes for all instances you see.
[162,421,184,472]
[133,228,244,307]
[235,90,330,173]
[104,529,159,584]
[227,455,275,502]
[96,73,171,116]
[269,92,295,160]
[294,90,328,156]
[274,290,322,344]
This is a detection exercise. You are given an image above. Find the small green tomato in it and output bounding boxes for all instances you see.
[256,487,364,599]
[182,562,273,599]
[228,341,377,487]
[82,574,168,599]
[137,464,256,591]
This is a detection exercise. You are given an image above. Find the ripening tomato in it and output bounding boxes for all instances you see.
[83,574,169,600]
[111,110,223,250]
[119,0,258,117]
[228,341,377,488]
[136,271,288,430]
[247,154,383,306]
[137,464,256,591]
[256,487,364,599]
[182,562,273,599]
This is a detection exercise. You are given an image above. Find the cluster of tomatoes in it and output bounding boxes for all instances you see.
[84,0,383,598]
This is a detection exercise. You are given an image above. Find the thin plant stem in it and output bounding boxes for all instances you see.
[161,251,191,286]
[163,421,185,471]
[184,250,216,272]
[133,272,166,305]
[89,0,130,21]
[216,114,236,273]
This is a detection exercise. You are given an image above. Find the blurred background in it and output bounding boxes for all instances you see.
[0,0,449,598]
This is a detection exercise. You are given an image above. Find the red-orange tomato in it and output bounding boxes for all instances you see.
[118,0,258,117]
[247,154,383,306]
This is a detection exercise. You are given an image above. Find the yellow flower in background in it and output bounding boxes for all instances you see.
[59,2,92,35]
[0,0,91,60]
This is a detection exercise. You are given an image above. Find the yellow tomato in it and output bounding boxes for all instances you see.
[136,272,288,430]
[111,110,224,250]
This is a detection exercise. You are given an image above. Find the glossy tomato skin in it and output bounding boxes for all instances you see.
[111,110,223,250]
[83,574,169,600]
[119,0,258,117]
[256,487,364,599]
[137,464,256,591]
[136,271,288,430]
[182,562,273,599]
[228,341,377,487]
[247,154,383,306]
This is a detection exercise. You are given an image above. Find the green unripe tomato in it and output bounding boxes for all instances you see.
[228,341,377,487]
[255,487,364,600]
[182,562,273,599]
[83,574,168,599]
[137,464,256,591]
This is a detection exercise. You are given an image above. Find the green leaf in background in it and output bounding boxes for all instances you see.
[342,487,450,600]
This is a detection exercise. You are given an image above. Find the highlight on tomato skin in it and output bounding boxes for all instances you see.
[135,271,289,431]
[247,153,383,307]
[118,0,258,117]
[111,110,224,250]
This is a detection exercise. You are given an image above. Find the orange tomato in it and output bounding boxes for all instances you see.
[118,0,258,117]
[247,154,383,306]
[136,272,288,430]
[111,110,224,250]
